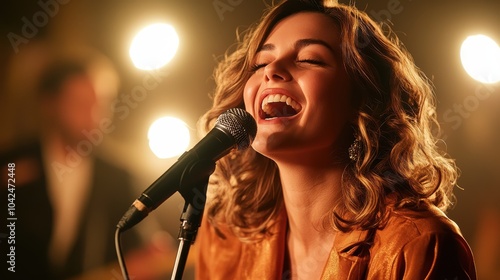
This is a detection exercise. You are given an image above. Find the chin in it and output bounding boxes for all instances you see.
[251,133,290,158]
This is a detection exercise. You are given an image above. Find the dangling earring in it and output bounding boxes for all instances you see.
[348,133,361,162]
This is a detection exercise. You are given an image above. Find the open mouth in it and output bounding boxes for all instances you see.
[260,93,301,120]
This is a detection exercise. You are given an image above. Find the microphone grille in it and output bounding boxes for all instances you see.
[215,108,257,150]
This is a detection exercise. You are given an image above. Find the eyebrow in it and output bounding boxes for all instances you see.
[258,38,335,53]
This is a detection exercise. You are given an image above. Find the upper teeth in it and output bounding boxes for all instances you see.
[261,94,301,112]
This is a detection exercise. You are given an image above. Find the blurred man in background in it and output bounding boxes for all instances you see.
[1,49,176,279]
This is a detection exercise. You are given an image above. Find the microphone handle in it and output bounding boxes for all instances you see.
[117,126,234,231]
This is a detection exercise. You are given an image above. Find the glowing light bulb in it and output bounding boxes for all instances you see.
[130,23,179,70]
[148,117,190,159]
[460,34,500,84]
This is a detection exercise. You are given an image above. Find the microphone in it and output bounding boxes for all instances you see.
[117,108,257,231]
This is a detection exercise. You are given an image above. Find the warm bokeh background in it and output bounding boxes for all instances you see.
[1,0,499,279]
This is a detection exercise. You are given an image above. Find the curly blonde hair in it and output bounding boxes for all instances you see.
[199,0,458,241]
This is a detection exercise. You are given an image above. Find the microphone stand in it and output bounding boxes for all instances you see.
[171,159,214,280]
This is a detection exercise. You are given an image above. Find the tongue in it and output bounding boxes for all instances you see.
[265,102,298,118]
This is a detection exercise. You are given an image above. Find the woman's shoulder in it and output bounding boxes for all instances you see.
[382,204,463,239]
[195,210,289,279]
[335,204,468,256]
[369,203,469,255]
[362,204,477,279]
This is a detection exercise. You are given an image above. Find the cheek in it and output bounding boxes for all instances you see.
[243,76,260,114]
[302,76,353,123]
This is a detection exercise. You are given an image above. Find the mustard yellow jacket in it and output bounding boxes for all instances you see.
[195,205,476,279]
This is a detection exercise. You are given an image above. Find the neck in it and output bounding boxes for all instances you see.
[276,156,343,278]
[42,131,67,156]
[41,129,84,159]
[276,154,344,246]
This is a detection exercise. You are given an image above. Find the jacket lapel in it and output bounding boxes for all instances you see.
[321,229,373,279]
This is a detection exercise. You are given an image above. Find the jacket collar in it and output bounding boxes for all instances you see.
[277,207,373,279]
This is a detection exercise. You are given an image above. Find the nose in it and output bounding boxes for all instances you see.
[264,60,292,82]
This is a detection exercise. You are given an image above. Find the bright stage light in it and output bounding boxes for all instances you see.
[148,117,190,159]
[129,23,179,70]
[460,34,500,84]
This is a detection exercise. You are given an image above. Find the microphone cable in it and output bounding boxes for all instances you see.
[115,227,130,280]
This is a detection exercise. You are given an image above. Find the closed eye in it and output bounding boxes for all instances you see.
[249,63,267,72]
[250,59,324,72]
[297,59,325,65]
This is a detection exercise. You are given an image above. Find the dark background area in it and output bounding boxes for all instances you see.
[1,0,499,278]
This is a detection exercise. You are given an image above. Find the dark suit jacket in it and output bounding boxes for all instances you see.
[0,141,140,279]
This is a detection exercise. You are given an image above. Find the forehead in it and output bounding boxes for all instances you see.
[263,12,340,47]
